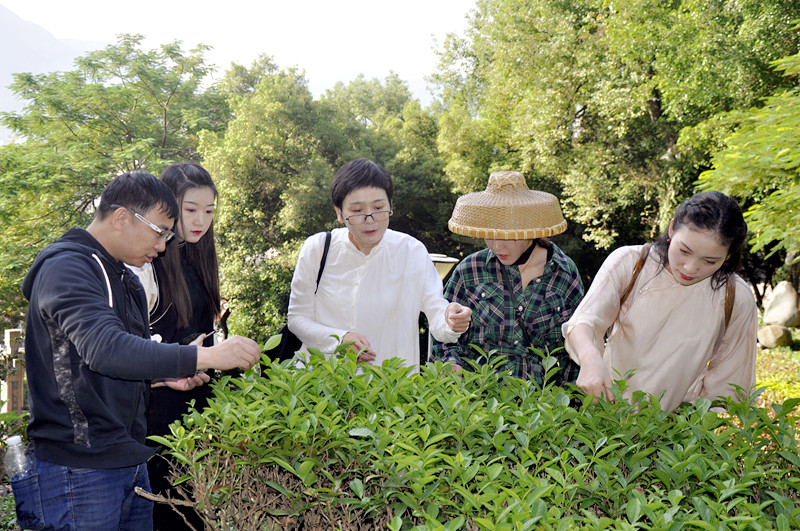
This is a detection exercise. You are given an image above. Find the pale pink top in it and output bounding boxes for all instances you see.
[562,245,757,412]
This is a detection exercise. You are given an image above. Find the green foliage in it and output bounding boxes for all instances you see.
[433,0,800,256]
[155,346,800,529]
[0,340,28,452]
[1,497,16,530]
[0,398,28,487]
[755,329,800,408]
[318,75,463,255]
[200,59,335,342]
[698,50,800,259]
[0,34,227,329]
[206,62,462,341]
[0,43,463,348]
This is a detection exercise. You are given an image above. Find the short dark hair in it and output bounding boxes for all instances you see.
[155,163,221,328]
[330,159,393,210]
[96,171,179,221]
[654,191,748,289]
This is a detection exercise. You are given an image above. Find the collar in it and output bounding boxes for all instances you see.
[484,242,573,276]
[512,240,537,265]
[341,227,390,257]
[63,227,127,276]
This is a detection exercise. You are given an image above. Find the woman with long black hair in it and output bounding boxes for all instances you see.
[140,162,223,529]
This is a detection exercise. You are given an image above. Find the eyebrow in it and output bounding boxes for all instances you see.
[345,199,387,207]
[184,200,216,207]
[679,242,724,260]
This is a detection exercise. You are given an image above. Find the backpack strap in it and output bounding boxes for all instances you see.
[724,273,735,329]
[619,243,735,329]
[620,244,651,308]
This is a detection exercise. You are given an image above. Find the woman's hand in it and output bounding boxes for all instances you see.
[575,348,613,401]
[153,371,211,391]
[445,303,472,333]
[568,324,613,401]
[341,331,377,363]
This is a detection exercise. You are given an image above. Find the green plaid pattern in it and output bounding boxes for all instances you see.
[431,244,583,385]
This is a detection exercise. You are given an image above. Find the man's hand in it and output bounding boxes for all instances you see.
[445,303,472,333]
[196,335,260,372]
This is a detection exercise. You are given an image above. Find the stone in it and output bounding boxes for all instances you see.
[757,325,794,349]
[762,281,800,327]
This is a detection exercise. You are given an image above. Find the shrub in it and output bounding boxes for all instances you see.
[150,344,800,530]
[0,399,28,479]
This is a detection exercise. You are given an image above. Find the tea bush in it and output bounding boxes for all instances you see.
[151,343,800,530]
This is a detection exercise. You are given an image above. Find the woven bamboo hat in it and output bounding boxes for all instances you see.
[448,171,567,239]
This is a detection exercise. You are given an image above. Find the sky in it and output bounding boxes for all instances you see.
[1,0,476,103]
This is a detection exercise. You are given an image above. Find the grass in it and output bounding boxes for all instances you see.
[1,494,15,530]
[754,328,800,410]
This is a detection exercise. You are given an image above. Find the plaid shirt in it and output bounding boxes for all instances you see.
[431,243,583,384]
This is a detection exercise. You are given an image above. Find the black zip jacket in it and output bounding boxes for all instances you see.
[21,228,197,468]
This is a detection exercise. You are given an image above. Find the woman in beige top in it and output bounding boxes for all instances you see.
[562,191,757,411]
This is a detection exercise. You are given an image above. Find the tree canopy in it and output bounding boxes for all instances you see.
[433,0,800,248]
[202,62,459,341]
[2,4,800,334]
[0,35,227,327]
[698,49,800,277]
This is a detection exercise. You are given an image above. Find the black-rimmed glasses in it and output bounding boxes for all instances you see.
[344,210,393,225]
[111,204,175,242]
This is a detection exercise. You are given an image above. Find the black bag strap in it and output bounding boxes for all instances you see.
[314,231,331,294]
[499,264,533,347]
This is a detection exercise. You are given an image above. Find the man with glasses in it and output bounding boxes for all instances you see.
[15,171,260,530]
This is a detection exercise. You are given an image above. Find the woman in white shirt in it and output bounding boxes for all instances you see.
[562,191,757,411]
[287,158,472,367]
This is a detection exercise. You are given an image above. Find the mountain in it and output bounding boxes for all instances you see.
[0,5,105,142]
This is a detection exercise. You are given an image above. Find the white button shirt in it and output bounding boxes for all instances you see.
[288,228,461,367]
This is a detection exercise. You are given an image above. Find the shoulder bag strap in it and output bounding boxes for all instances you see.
[619,243,651,308]
[499,264,533,346]
[314,231,332,294]
[617,243,734,328]
[724,273,735,329]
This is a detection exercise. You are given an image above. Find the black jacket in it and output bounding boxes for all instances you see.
[21,228,197,468]
[146,247,216,441]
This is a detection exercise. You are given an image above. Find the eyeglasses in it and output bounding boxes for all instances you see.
[344,210,393,225]
[111,204,175,242]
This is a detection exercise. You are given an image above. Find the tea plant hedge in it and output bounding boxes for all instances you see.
[150,345,800,530]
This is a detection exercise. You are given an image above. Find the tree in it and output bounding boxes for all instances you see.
[199,59,331,341]
[432,0,800,261]
[205,65,459,342]
[698,50,800,288]
[0,35,225,328]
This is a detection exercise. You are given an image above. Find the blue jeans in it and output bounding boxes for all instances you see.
[10,457,153,530]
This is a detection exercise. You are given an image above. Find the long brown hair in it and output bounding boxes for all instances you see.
[156,163,221,328]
